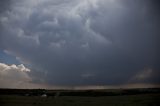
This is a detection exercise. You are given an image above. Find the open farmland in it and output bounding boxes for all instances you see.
[0,88,160,106]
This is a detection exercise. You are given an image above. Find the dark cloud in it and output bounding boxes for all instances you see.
[0,0,12,13]
[0,0,12,48]
[0,0,159,86]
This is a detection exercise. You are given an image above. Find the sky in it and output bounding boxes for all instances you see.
[0,0,160,89]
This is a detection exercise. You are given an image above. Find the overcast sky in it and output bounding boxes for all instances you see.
[0,0,160,89]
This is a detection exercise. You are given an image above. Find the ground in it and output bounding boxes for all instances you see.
[0,94,160,106]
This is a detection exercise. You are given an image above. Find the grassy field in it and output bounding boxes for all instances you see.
[0,94,160,106]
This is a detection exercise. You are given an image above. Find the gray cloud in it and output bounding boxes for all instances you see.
[0,0,159,86]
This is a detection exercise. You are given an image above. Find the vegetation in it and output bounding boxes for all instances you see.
[0,88,160,106]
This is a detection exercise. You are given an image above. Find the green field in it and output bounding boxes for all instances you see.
[0,88,160,106]
[0,94,160,106]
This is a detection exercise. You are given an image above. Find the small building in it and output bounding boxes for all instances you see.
[41,94,47,97]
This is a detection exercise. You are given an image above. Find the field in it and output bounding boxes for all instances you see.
[0,88,160,106]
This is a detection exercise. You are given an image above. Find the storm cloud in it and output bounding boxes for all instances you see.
[0,0,159,87]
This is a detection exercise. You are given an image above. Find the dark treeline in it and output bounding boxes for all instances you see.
[0,88,160,97]
[0,89,45,96]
